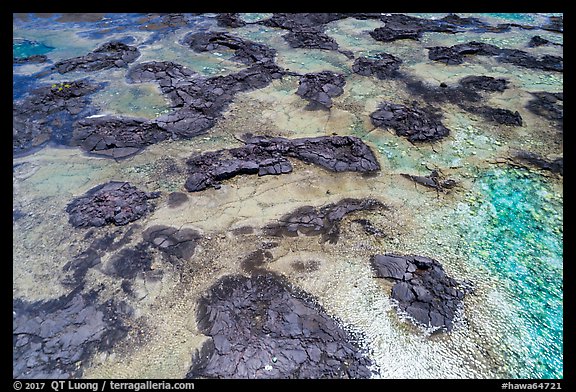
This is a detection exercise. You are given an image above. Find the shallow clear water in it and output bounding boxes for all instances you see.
[13,12,563,380]
[458,167,563,378]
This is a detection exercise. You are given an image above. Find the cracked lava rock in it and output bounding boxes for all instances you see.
[264,198,385,244]
[187,272,373,379]
[54,40,140,74]
[184,135,380,192]
[13,289,130,379]
[66,181,160,228]
[370,101,450,143]
[296,71,346,110]
[371,254,469,331]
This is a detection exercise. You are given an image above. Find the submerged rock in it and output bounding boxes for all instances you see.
[371,254,469,331]
[13,289,130,379]
[66,181,160,228]
[370,101,450,143]
[512,151,563,175]
[184,135,380,192]
[264,198,385,244]
[526,91,563,125]
[13,79,102,155]
[295,71,346,110]
[142,225,201,261]
[54,40,140,73]
[188,272,373,379]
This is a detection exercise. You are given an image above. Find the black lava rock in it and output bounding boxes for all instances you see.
[13,79,102,155]
[371,253,470,331]
[512,151,563,175]
[66,181,160,228]
[72,115,171,159]
[54,40,140,74]
[283,27,340,51]
[352,53,403,79]
[264,198,385,244]
[216,13,247,28]
[13,289,130,379]
[427,41,562,72]
[187,272,373,379]
[458,75,509,92]
[370,101,450,143]
[464,105,523,126]
[295,71,346,110]
[184,135,380,192]
[13,54,48,64]
[181,31,276,66]
[526,91,563,125]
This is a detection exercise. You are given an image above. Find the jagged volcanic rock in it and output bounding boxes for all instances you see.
[295,71,346,110]
[370,101,450,142]
[54,40,140,73]
[427,41,563,72]
[352,53,403,79]
[66,181,160,228]
[184,135,380,192]
[13,289,130,379]
[187,272,373,379]
[371,253,469,331]
[13,79,102,155]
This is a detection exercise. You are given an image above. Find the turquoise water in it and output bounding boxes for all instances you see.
[460,167,563,378]
[13,38,54,58]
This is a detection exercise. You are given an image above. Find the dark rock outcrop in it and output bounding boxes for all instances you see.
[181,31,276,66]
[528,35,561,48]
[187,272,373,379]
[66,182,160,228]
[542,16,563,33]
[126,59,284,142]
[216,13,247,28]
[464,106,523,126]
[54,40,140,74]
[13,289,130,379]
[369,14,458,43]
[184,135,380,192]
[427,41,563,72]
[264,198,385,244]
[370,101,450,143]
[458,75,509,92]
[13,80,102,155]
[526,92,563,125]
[72,115,171,159]
[512,151,563,175]
[13,54,48,64]
[260,13,348,30]
[371,254,469,331]
[352,53,402,79]
[295,71,346,110]
[282,28,339,52]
